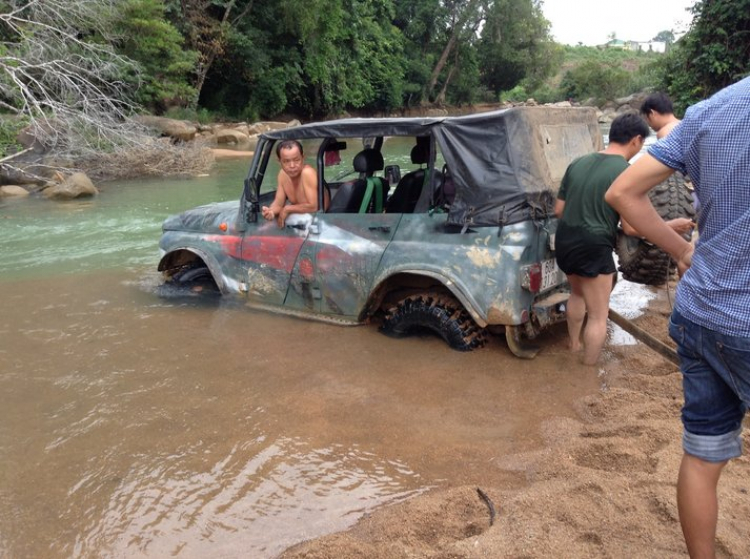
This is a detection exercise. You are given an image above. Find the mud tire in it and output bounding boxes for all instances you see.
[380,292,487,351]
[615,174,695,286]
[161,263,219,296]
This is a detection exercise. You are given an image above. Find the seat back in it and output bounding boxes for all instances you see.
[328,148,386,213]
[385,140,429,213]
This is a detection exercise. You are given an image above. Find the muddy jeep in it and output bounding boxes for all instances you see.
[158,107,604,357]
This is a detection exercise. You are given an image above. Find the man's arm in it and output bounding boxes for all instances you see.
[261,171,289,221]
[606,154,694,275]
[276,166,319,225]
[554,198,565,218]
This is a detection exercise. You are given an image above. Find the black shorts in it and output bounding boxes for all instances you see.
[555,228,616,278]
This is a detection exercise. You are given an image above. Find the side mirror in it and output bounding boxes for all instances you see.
[384,164,401,185]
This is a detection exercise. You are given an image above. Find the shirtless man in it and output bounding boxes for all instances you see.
[640,92,681,138]
[262,140,327,227]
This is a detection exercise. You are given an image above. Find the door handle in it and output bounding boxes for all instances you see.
[368,225,391,233]
[286,223,307,231]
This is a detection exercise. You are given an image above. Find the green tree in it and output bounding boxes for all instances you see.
[559,60,629,102]
[477,0,560,95]
[655,0,750,111]
[113,0,198,112]
[653,29,675,44]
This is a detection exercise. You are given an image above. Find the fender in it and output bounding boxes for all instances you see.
[158,247,228,294]
[367,266,488,327]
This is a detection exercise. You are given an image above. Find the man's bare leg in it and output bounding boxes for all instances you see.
[565,274,586,352]
[678,453,726,559]
[578,272,615,365]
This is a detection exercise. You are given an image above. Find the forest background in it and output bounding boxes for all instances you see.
[0,0,748,160]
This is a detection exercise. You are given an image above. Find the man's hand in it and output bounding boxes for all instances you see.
[676,243,694,277]
[276,206,290,227]
[667,218,696,236]
[261,206,275,221]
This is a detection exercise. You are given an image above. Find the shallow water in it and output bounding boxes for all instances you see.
[0,152,657,558]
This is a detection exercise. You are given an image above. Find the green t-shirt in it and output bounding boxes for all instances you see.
[557,152,628,244]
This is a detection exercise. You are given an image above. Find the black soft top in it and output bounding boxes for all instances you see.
[262,106,601,226]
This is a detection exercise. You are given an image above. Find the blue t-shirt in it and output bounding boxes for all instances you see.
[649,77,750,336]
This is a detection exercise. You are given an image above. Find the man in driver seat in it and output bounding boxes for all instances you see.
[262,140,329,226]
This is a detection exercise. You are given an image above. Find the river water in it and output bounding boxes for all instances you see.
[0,153,643,557]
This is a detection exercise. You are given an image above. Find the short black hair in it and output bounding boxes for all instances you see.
[608,112,650,145]
[276,139,303,158]
[640,92,674,116]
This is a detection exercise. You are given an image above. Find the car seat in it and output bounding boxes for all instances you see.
[328,148,387,213]
[385,139,429,213]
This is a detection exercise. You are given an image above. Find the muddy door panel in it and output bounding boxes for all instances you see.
[285,214,401,317]
[239,214,310,306]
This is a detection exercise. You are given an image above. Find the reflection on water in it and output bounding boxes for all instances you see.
[76,438,421,558]
[0,151,601,558]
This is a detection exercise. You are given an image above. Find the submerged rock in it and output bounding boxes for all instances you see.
[0,185,30,197]
[42,172,98,200]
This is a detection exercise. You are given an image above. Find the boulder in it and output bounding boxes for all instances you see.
[0,185,30,197]
[42,172,98,200]
[133,115,197,142]
[287,119,302,128]
[215,128,250,144]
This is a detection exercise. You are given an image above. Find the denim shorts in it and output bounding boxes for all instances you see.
[669,309,750,462]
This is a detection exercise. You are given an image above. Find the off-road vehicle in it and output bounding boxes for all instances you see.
[158,107,606,357]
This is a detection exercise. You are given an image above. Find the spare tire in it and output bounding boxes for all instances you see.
[615,173,695,286]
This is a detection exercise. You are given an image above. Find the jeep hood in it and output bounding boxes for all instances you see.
[262,107,602,227]
[162,200,240,233]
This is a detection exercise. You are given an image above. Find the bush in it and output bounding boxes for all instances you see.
[560,60,630,104]
[163,106,214,124]
[0,117,26,158]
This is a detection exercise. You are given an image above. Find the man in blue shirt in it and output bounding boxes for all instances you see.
[606,76,750,559]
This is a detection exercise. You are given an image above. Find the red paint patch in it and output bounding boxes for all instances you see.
[240,237,306,273]
[298,257,314,280]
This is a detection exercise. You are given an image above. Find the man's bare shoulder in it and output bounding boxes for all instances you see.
[657,119,681,139]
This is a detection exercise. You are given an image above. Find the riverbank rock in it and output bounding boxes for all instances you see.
[42,172,98,200]
[215,128,251,145]
[133,115,197,142]
[0,185,30,198]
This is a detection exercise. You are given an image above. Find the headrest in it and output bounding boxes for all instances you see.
[410,140,429,165]
[353,148,384,174]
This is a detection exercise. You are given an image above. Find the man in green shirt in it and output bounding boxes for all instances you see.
[555,113,674,365]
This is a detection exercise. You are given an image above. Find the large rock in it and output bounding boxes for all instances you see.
[246,121,296,135]
[133,115,197,142]
[215,128,250,144]
[0,185,30,197]
[42,172,98,200]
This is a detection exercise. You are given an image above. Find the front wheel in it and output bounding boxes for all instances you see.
[380,292,487,351]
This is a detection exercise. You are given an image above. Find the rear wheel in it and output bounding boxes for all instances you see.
[380,292,487,351]
[615,174,695,286]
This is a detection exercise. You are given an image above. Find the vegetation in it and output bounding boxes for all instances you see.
[648,0,750,114]
[0,0,747,163]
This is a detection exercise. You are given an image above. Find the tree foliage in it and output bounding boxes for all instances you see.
[113,0,198,110]
[652,0,750,112]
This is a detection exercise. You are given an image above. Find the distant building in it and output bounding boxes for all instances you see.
[599,39,667,53]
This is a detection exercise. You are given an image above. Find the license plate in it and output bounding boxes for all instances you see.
[541,258,560,291]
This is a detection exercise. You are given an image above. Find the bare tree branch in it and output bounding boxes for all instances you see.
[0,0,142,155]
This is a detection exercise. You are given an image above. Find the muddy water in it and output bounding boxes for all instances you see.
[0,156,652,558]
